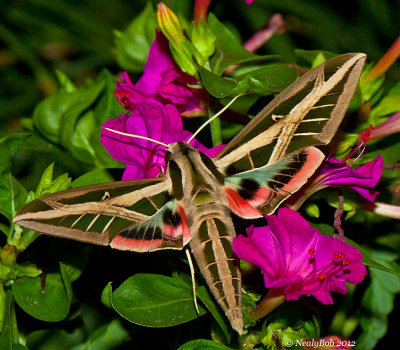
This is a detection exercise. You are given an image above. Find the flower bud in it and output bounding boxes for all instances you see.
[0,245,17,266]
[157,3,185,49]
[191,19,215,63]
[0,264,11,283]
[157,3,198,75]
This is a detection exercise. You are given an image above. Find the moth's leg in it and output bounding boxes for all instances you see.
[186,248,199,314]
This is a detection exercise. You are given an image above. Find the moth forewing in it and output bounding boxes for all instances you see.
[215,53,366,168]
[13,53,366,335]
[14,178,173,246]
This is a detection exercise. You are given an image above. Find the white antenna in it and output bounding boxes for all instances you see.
[102,127,169,148]
[187,94,242,144]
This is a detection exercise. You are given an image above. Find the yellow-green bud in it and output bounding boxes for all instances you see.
[0,245,17,266]
[157,3,198,75]
[157,3,185,49]
[191,19,215,64]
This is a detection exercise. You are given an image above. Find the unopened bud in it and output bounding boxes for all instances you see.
[157,3,185,48]
[157,3,198,75]
[191,19,215,63]
[0,245,17,266]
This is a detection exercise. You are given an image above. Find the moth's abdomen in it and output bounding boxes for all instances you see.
[189,211,243,334]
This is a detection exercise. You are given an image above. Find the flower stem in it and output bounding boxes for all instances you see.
[363,35,400,84]
[248,289,285,321]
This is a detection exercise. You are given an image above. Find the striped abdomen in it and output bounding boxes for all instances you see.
[189,205,242,334]
[168,142,243,333]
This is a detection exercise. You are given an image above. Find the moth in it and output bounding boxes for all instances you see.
[14,53,366,334]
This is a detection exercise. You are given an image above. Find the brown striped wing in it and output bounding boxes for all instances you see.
[215,53,366,214]
[216,53,366,170]
[224,147,325,216]
[14,177,191,251]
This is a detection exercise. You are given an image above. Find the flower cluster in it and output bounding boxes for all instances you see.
[101,32,221,180]
[113,31,207,117]
[233,208,367,305]
[287,130,384,210]
[101,104,222,180]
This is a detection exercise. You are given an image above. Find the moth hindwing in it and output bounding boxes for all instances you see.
[14,53,366,334]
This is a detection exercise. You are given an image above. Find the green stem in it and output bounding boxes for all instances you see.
[210,115,222,147]
[248,289,285,321]
[10,297,19,345]
[0,284,5,333]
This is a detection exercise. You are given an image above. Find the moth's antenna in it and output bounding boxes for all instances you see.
[185,248,200,314]
[102,127,169,148]
[187,94,242,144]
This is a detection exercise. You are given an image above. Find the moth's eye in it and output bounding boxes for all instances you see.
[164,151,172,164]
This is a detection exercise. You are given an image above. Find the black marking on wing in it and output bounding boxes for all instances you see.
[238,179,260,199]
[119,226,163,240]
[163,208,182,228]
[268,152,307,191]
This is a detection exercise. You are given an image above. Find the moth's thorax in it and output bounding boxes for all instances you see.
[167,142,225,203]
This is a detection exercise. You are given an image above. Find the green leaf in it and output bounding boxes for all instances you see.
[357,251,400,350]
[92,69,126,127]
[177,339,232,350]
[207,13,275,75]
[55,70,77,93]
[101,282,113,309]
[114,2,156,72]
[71,319,129,350]
[27,329,84,350]
[295,49,337,66]
[12,271,71,322]
[199,68,237,98]
[0,133,30,175]
[71,169,114,188]
[32,75,106,165]
[59,258,88,283]
[68,110,97,164]
[0,173,27,224]
[334,133,358,157]
[60,263,73,305]
[370,81,400,120]
[58,82,105,164]
[0,290,19,349]
[111,274,206,327]
[196,285,232,342]
[0,133,29,222]
[360,64,385,103]
[347,239,400,276]
[305,203,320,218]
[199,64,296,99]
[232,64,297,96]
[34,163,55,197]
[358,317,387,350]
[0,285,6,336]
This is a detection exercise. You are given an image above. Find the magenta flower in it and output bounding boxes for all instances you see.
[114,31,207,117]
[286,151,383,210]
[233,208,367,305]
[317,155,383,201]
[245,0,254,4]
[101,102,223,180]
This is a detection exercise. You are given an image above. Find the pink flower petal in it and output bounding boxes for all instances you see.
[233,208,367,304]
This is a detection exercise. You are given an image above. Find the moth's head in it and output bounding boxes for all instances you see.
[165,142,200,169]
[168,141,197,155]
